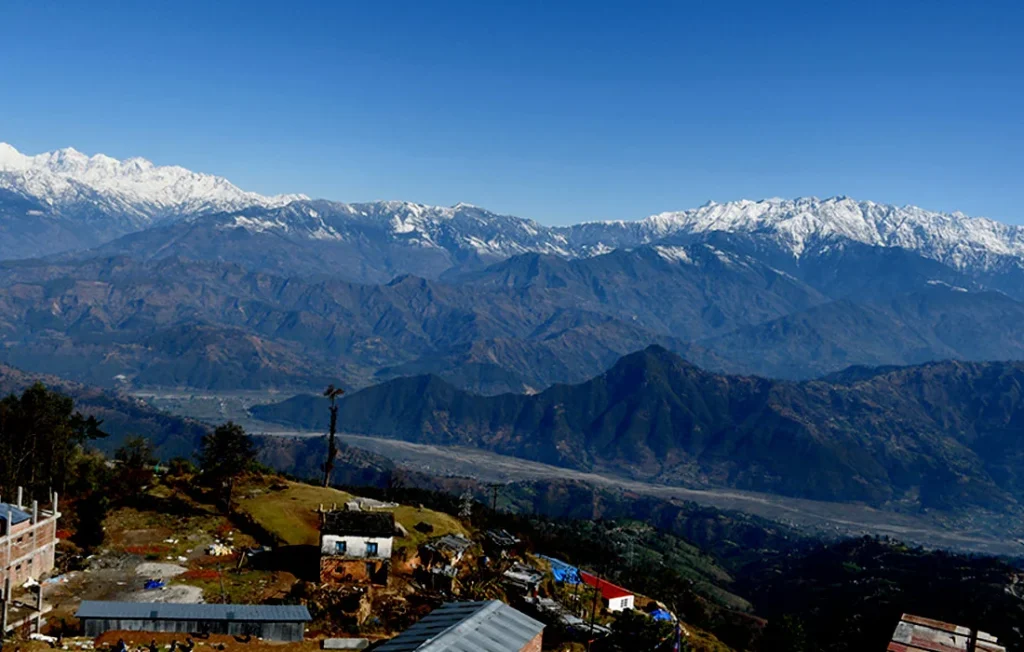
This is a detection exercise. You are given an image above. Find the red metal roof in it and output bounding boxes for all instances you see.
[579,571,632,601]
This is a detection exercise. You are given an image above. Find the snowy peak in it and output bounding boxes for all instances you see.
[0,142,306,225]
[218,199,573,259]
[577,196,1024,271]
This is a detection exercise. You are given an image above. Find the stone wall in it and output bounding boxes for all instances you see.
[319,557,389,585]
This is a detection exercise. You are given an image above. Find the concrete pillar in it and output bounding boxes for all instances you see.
[15,487,22,509]
[52,492,59,515]
[1,575,10,636]
[32,500,38,525]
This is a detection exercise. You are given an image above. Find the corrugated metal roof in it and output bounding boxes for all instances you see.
[0,502,31,525]
[580,572,632,601]
[375,601,543,652]
[888,613,1006,652]
[75,602,311,623]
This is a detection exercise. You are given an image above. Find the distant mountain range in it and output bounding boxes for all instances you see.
[0,143,303,258]
[252,346,1024,518]
[2,143,1024,393]
[4,143,1024,278]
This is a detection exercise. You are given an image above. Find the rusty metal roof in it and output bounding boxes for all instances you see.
[888,613,1005,652]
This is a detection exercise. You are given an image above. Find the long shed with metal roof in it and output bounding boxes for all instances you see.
[375,600,544,652]
[75,602,311,641]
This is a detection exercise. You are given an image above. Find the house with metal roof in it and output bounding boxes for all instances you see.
[75,601,311,642]
[580,571,634,612]
[375,600,544,652]
[319,509,396,585]
[888,613,1006,652]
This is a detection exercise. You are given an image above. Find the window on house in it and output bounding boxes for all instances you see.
[621,598,629,608]
[334,541,347,555]
[366,542,379,557]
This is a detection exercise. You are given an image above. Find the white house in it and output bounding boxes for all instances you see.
[319,510,396,585]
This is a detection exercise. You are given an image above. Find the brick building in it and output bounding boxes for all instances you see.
[319,509,395,585]
[376,600,544,652]
[1,488,60,588]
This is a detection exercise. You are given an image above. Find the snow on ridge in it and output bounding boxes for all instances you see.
[652,245,694,264]
[573,196,1024,270]
[0,142,306,224]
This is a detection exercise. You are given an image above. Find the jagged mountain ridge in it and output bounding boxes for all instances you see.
[77,195,1024,286]
[0,142,305,257]
[0,241,824,391]
[5,144,1024,288]
[565,196,1024,273]
[251,347,1024,517]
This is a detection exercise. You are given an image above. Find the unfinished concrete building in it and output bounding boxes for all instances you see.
[1,487,60,634]
[1,488,60,586]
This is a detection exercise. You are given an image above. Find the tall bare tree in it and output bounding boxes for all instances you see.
[322,385,345,487]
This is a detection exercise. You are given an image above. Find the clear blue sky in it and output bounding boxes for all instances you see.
[1,1,1021,225]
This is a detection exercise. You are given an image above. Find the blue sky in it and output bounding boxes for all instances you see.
[1,1,1021,225]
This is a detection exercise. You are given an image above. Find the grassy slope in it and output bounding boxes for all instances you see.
[237,480,468,553]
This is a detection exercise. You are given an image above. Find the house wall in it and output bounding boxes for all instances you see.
[320,534,392,559]
[604,595,634,612]
[519,631,544,652]
[319,558,389,585]
[80,618,305,642]
[1,501,60,588]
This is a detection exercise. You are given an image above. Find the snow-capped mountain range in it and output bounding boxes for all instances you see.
[3,142,1023,278]
[0,142,304,228]
[576,197,1024,272]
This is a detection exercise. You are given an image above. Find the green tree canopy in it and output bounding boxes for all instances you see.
[0,382,106,501]
[197,421,256,511]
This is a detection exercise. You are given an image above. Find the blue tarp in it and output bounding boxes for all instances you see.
[143,579,165,590]
[539,555,581,585]
[651,609,673,622]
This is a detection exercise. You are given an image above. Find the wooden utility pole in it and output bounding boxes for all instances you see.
[586,569,601,652]
[322,385,345,487]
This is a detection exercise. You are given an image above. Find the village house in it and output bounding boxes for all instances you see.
[76,602,311,642]
[1,488,60,634]
[375,600,544,652]
[580,571,635,612]
[0,488,60,589]
[319,509,396,585]
[421,533,473,568]
[888,613,1006,652]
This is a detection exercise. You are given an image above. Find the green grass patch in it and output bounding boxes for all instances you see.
[237,480,468,552]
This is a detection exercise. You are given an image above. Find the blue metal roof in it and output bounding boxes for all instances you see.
[0,503,31,525]
[376,601,544,652]
[75,602,311,622]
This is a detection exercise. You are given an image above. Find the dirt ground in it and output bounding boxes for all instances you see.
[40,488,300,635]
[92,631,322,652]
